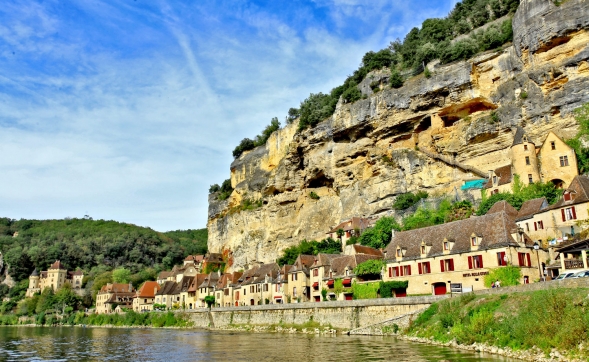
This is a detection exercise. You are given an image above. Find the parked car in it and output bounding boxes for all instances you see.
[572,270,589,278]
[553,272,577,280]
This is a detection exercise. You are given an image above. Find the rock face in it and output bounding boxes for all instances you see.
[208,0,589,270]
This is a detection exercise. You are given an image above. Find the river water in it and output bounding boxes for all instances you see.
[0,326,515,361]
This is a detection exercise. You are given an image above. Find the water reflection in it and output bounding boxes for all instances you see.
[0,327,515,361]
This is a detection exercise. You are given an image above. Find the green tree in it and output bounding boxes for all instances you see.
[390,68,404,88]
[359,217,401,249]
[354,259,385,280]
[566,103,589,173]
[112,268,131,283]
[204,295,215,309]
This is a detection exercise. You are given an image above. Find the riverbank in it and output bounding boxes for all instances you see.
[401,287,589,362]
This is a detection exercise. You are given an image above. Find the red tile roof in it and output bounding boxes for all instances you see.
[137,281,160,298]
[50,260,66,270]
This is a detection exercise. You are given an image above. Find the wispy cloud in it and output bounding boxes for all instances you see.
[0,0,456,231]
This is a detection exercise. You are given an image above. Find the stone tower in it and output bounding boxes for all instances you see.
[25,269,40,297]
[511,127,540,185]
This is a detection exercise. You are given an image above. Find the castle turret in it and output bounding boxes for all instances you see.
[511,127,541,185]
[25,269,40,298]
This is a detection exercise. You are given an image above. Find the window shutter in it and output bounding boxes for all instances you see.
[526,253,531,267]
[449,259,454,271]
[500,252,506,266]
[400,266,404,276]
[561,209,566,222]
[479,256,483,268]
[395,267,399,277]
[518,253,524,266]
[440,260,445,272]
[468,256,473,269]
[418,263,422,275]
[408,265,411,276]
[572,206,577,219]
[388,267,392,278]
[534,222,537,231]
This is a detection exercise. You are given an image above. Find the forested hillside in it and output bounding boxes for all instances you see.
[0,217,207,283]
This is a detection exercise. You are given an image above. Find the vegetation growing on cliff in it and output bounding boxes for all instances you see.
[291,0,519,131]
[276,238,341,265]
[209,179,234,201]
[359,217,400,249]
[232,117,281,158]
[406,288,589,359]
[393,191,429,210]
[565,102,589,173]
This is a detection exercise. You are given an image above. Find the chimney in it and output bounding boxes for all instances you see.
[128,282,133,292]
[391,229,396,240]
[488,170,493,179]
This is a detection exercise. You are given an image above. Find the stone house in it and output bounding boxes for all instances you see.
[250,263,280,306]
[309,253,342,302]
[287,255,315,303]
[154,280,178,310]
[215,271,242,307]
[270,265,292,304]
[196,271,219,308]
[26,261,84,298]
[484,129,578,194]
[323,254,383,301]
[186,273,207,308]
[96,283,136,314]
[156,271,173,285]
[184,254,204,269]
[132,281,160,312]
[326,217,371,246]
[232,267,258,306]
[383,210,547,295]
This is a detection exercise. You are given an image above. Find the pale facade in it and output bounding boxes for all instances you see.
[132,281,160,312]
[383,210,548,295]
[95,283,136,314]
[26,261,84,298]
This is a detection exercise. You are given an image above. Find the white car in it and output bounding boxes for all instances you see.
[572,270,589,278]
[553,271,577,280]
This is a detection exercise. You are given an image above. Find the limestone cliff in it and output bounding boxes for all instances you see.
[208,0,589,270]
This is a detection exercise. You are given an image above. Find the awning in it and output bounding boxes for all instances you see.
[343,278,351,284]
[274,296,282,299]
[327,280,334,286]
[461,179,486,190]
[312,282,319,287]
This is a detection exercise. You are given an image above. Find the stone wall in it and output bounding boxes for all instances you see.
[186,296,447,331]
[473,274,589,295]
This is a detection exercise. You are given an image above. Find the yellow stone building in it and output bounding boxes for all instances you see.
[25,260,84,298]
[485,128,578,194]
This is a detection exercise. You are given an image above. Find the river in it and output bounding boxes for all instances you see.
[0,326,515,361]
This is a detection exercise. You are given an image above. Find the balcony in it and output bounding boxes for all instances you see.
[564,259,586,270]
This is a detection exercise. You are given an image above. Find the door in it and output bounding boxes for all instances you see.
[344,293,353,301]
[433,282,447,295]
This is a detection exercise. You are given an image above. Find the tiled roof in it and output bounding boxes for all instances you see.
[327,254,382,278]
[486,200,518,220]
[484,165,512,189]
[158,271,173,280]
[177,276,194,293]
[99,283,135,294]
[155,281,177,296]
[352,244,384,257]
[205,253,223,263]
[384,211,531,261]
[50,260,66,270]
[137,281,160,298]
[31,268,38,277]
[327,217,371,233]
[550,175,589,210]
[252,263,280,284]
[516,197,548,221]
[188,274,207,293]
[313,253,341,267]
[512,126,533,147]
[184,255,204,262]
[198,272,220,288]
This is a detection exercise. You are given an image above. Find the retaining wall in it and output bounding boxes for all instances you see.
[186,296,447,330]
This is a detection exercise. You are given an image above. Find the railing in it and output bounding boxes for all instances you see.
[564,259,585,269]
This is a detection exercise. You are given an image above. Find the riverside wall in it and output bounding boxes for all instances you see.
[186,296,447,331]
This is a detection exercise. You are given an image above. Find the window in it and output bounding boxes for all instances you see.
[293,287,297,297]
[421,245,426,254]
[525,156,530,165]
[292,273,297,281]
[525,223,529,232]
[345,269,349,276]
[528,174,533,183]
[497,252,507,266]
[471,237,477,246]
[263,284,268,292]
[518,253,532,267]
[493,176,497,184]
[560,156,569,167]
[313,269,318,277]
[329,271,333,278]
[402,265,411,276]
[524,144,528,151]
[551,141,556,150]
[468,255,484,269]
[564,192,571,201]
[388,267,392,278]
[562,207,577,221]
[244,289,246,295]
[418,262,431,274]
[275,283,281,292]
[396,248,402,257]
[443,242,449,251]
[534,220,544,230]
[440,259,454,272]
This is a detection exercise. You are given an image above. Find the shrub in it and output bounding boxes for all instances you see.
[389,68,404,88]
[393,191,428,210]
[351,282,380,299]
[354,259,385,279]
[520,91,528,99]
[232,138,255,158]
[424,67,432,78]
[379,280,409,298]
[286,108,300,124]
[484,265,521,287]
[359,217,400,249]
[217,179,233,201]
[309,191,320,200]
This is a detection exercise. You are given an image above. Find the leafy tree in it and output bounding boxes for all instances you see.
[476,192,524,215]
[91,271,113,299]
[389,68,404,88]
[112,268,131,283]
[359,217,401,249]
[254,118,281,147]
[354,260,385,280]
[566,103,589,173]
[393,191,428,210]
[204,295,215,309]
[286,108,300,124]
[336,229,345,241]
[232,138,256,158]
[209,184,220,193]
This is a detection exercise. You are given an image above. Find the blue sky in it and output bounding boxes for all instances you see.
[0,0,457,231]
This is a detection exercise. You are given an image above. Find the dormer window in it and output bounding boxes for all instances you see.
[345,269,349,276]
[471,237,477,246]
[564,192,571,201]
[396,247,402,257]
[421,245,426,254]
[493,176,497,185]
[443,241,449,251]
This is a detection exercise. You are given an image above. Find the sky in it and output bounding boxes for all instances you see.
[0,0,458,232]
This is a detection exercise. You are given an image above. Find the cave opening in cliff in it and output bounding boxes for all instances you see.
[438,97,498,127]
[414,116,432,133]
[307,171,334,189]
[442,115,461,127]
[536,36,571,54]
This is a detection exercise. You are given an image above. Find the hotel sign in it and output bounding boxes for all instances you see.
[462,271,489,277]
